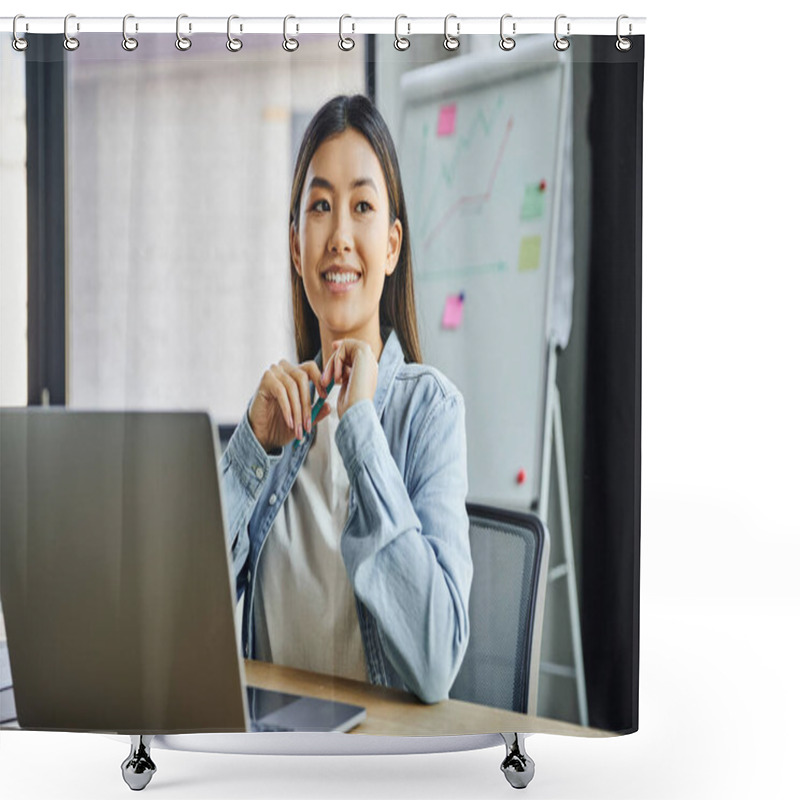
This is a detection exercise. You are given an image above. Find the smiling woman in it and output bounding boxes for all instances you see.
[220,94,472,706]
[289,95,422,370]
[290,127,403,374]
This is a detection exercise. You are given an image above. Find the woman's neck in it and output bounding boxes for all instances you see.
[320,324,385,369]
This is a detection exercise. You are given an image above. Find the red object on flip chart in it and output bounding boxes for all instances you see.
[516,469,526,485]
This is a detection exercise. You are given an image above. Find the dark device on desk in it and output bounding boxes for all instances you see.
[0,408,365,734]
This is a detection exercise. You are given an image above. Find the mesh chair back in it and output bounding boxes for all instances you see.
[449,503,550,714]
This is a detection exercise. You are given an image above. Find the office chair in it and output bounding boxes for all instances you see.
[450,503,550,716]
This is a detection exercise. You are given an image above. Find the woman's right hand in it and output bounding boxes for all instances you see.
[248,360,332,453]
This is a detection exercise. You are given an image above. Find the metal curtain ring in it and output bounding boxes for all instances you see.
[283,15,299,52]
[443,14,460,51]
[12,15,28,51]
[553,14,570,51]
[394,15,410,51]
[175,14,192,51]
[616,15,632,51]
[339,15,355,51]
[227,15,243,52]
[499,14,516,51]
[122,14,138,51]
[63,13,80,51]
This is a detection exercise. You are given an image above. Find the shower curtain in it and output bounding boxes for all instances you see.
[0,25,643,740]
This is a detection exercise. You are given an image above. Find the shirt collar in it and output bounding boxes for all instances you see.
[313,326,404,419]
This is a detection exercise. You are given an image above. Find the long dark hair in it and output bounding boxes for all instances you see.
[289,94,422,365]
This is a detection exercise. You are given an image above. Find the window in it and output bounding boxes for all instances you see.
[0,42,27,406]
[63,35,366,425]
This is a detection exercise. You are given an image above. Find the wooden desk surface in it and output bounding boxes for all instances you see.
[245,660,611,738]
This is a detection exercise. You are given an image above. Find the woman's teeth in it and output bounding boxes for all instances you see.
[325,272,359,284]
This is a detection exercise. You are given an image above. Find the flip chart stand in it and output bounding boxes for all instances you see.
[537,340,589,727]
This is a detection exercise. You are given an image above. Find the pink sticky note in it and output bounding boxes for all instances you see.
[437,103,457,137]
[442,294,464,330]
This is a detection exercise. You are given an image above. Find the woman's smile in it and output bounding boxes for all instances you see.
[322,266,362,293]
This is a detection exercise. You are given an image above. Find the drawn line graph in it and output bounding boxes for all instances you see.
[421,116,514,251]
[414,94,505,240]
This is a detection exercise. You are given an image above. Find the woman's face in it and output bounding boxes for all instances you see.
[291,128,402,351]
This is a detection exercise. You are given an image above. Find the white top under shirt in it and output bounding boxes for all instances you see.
[253,383,368,682]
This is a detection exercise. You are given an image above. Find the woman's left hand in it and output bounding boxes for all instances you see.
[321,338,379,418]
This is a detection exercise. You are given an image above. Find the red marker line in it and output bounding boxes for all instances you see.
[422,116,515,251]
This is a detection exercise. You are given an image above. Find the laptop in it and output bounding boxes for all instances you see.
[0,408,365,734]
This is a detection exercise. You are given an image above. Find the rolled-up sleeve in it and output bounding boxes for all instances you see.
[219,405,283,598]
[335,393,472,704]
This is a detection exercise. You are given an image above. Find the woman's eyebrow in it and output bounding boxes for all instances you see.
[308,176,333,193]
[350,177,378,191]
[307,176,378,194]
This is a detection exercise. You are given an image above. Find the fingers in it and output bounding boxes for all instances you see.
[298,360,329,401]
[335,350,342,385]
[321,345,340,386]
[263,368,296,433]
[255,354,341,451]
[322,339,358,386]
[280,359,315,437]
[266,362,304,440]
[258,386,293,432]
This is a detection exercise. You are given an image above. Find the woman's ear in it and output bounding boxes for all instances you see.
[386,218,403,276]
[290,224,302,276]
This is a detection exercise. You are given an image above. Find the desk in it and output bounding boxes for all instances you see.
[245,660,611,737]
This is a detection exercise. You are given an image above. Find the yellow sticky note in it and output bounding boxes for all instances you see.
[518,236,542,271]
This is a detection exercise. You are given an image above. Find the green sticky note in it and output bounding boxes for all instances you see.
[520,183,546,220]
[518,236,542,272]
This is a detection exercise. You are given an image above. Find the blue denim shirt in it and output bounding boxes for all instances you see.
[219,327,472,704]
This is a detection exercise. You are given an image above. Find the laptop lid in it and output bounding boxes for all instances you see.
[0,409,249,734]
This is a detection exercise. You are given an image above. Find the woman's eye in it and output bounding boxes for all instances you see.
[311,199,330,212]
[355,201,373,213]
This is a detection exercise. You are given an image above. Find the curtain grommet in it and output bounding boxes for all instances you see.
[283,15,299,52]
[443,14,460,51]
[64,13,80,51]
[339,14,355,51]
[616,15,632,51]
[226,15,243,52]
[12,15,29,51]
[394,15,410,51]
[499,14,516,51]
[121,14,138,51]
[175,14,192,51]
[553,14,570,51]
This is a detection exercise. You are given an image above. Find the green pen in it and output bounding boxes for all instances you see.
[293,377,335,450]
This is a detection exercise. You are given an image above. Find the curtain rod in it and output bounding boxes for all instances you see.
[1,16,646,37]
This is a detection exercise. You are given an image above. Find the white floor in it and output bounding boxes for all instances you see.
[2,1,799,797]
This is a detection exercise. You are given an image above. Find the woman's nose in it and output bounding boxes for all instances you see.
[328,209,353,253]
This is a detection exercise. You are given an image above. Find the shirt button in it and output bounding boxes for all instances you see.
[269,494,277,505]
[254,466,264,480]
